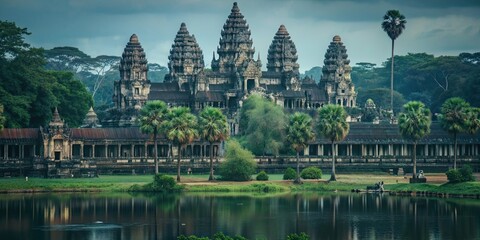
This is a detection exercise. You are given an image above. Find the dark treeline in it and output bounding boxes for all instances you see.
[0,21,93,128]
[304,53,480,115]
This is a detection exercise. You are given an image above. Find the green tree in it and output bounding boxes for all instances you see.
[0,21,92,128]
[240,94,286,156]
[398,101,431,179]
[286,112,315,184]
[198,107,229,181]
[439,98,479,169]
[316,104,349,181]
[139,101,168,174]
[382,10,406,114]
[219,140,256,181]
[164,107,198,182]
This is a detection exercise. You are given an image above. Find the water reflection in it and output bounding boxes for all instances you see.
[0,192,479,239]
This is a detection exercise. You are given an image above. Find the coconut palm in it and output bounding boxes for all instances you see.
[382,10,406,115]
[163,107,198,182]
[138,100,168,174]
[398,101,431,179]
[317,104,349,181]
[198,107,229,181]
[286,112,315,184]
[439,97,478,169]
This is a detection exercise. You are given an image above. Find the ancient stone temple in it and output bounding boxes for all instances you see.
[108,34,150,127]
[108,2,356,127]
[320,35,356,107]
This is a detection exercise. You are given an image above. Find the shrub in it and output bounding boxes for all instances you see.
[300,167,322,179]
[256,171,269,181]
[151,174,183,192]
[459,165,475,182]
[286,232,310,240]
[446,169,462,183]
[447,165,476,183]
[219,140,257,181]
[283,167,297,180]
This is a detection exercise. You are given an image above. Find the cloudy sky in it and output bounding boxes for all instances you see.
[2,0,479,72]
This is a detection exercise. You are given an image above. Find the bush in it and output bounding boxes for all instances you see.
[446,165,476,183]
[300,167,322,179]
[219,140,257,181]
[283,167,297,180]
[148,174,183,192]
[286,232,310,240]
[256,171,269,181]
[459,165,475,182]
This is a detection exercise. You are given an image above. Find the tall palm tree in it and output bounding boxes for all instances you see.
[398,101,431,179]
[382,10,406,115]
[317,105,349,181]
[138,100,168,174]
[286,112,315,184]
[439,97,477,169]
[163,107,198,182]
[198,107,229,181]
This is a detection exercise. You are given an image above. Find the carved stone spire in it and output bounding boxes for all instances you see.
[267,25,299,73]
[111,34,151,126]
[81,106,102,128]
[119,34,148,81]
[320,35,356,107]
[165,22,205,84]
[211,2,257,73]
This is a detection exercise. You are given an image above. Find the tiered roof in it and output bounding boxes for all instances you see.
[267,25,299,73]
[212,2,256,73]
[119,34,148,81]
[167,23,204,77]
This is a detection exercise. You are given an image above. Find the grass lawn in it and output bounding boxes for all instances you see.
[1,172,479,195]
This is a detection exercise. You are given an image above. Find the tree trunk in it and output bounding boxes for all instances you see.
[454,132,458,170]
[330,142,336,181]
[177,144,182,182]
[154,129,158,175]
[413,142,417,179]
[294,150,302,184]
[390,39,395,115]
[208,142,214,181]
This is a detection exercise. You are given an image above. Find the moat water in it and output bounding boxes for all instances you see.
[0,192,479,240]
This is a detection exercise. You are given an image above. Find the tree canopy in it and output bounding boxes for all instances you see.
[239,94,287,156]
[0,21,92,128]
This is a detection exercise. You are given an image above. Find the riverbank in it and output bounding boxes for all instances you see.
[1,173,479,196]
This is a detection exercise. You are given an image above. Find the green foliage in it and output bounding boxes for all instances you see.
[439,97,472,135]
[459,165,476,182]
[382,10,407,41]
[256,171,269,181]
[163,107,198,181]
[286,112,315,153]
[398,101,431,142]
[446,169,464,183]
[152,174,183,192]
[139,100,168,174]
[356,88,406,114]
[317,104,349,143]
[300,167,322,180]
[0,21,92,127]
[283,167,297,180]
[239,94,286,156]
[198,107,229,144]
[219,140,256,181]
[177,232,246,240]
[286,232,310,240]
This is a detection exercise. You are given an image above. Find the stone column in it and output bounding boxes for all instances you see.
[80,143,84,158]
[118,144,121,158]
[92,144,96,158]
[105,144,109,158]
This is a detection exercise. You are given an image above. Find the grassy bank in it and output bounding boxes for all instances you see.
[1,173,479,196]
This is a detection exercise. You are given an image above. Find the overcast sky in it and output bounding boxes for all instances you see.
[2,0,479,72]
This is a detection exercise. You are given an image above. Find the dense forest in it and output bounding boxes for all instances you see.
[0,21,92,128]
[304,53,480,115]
